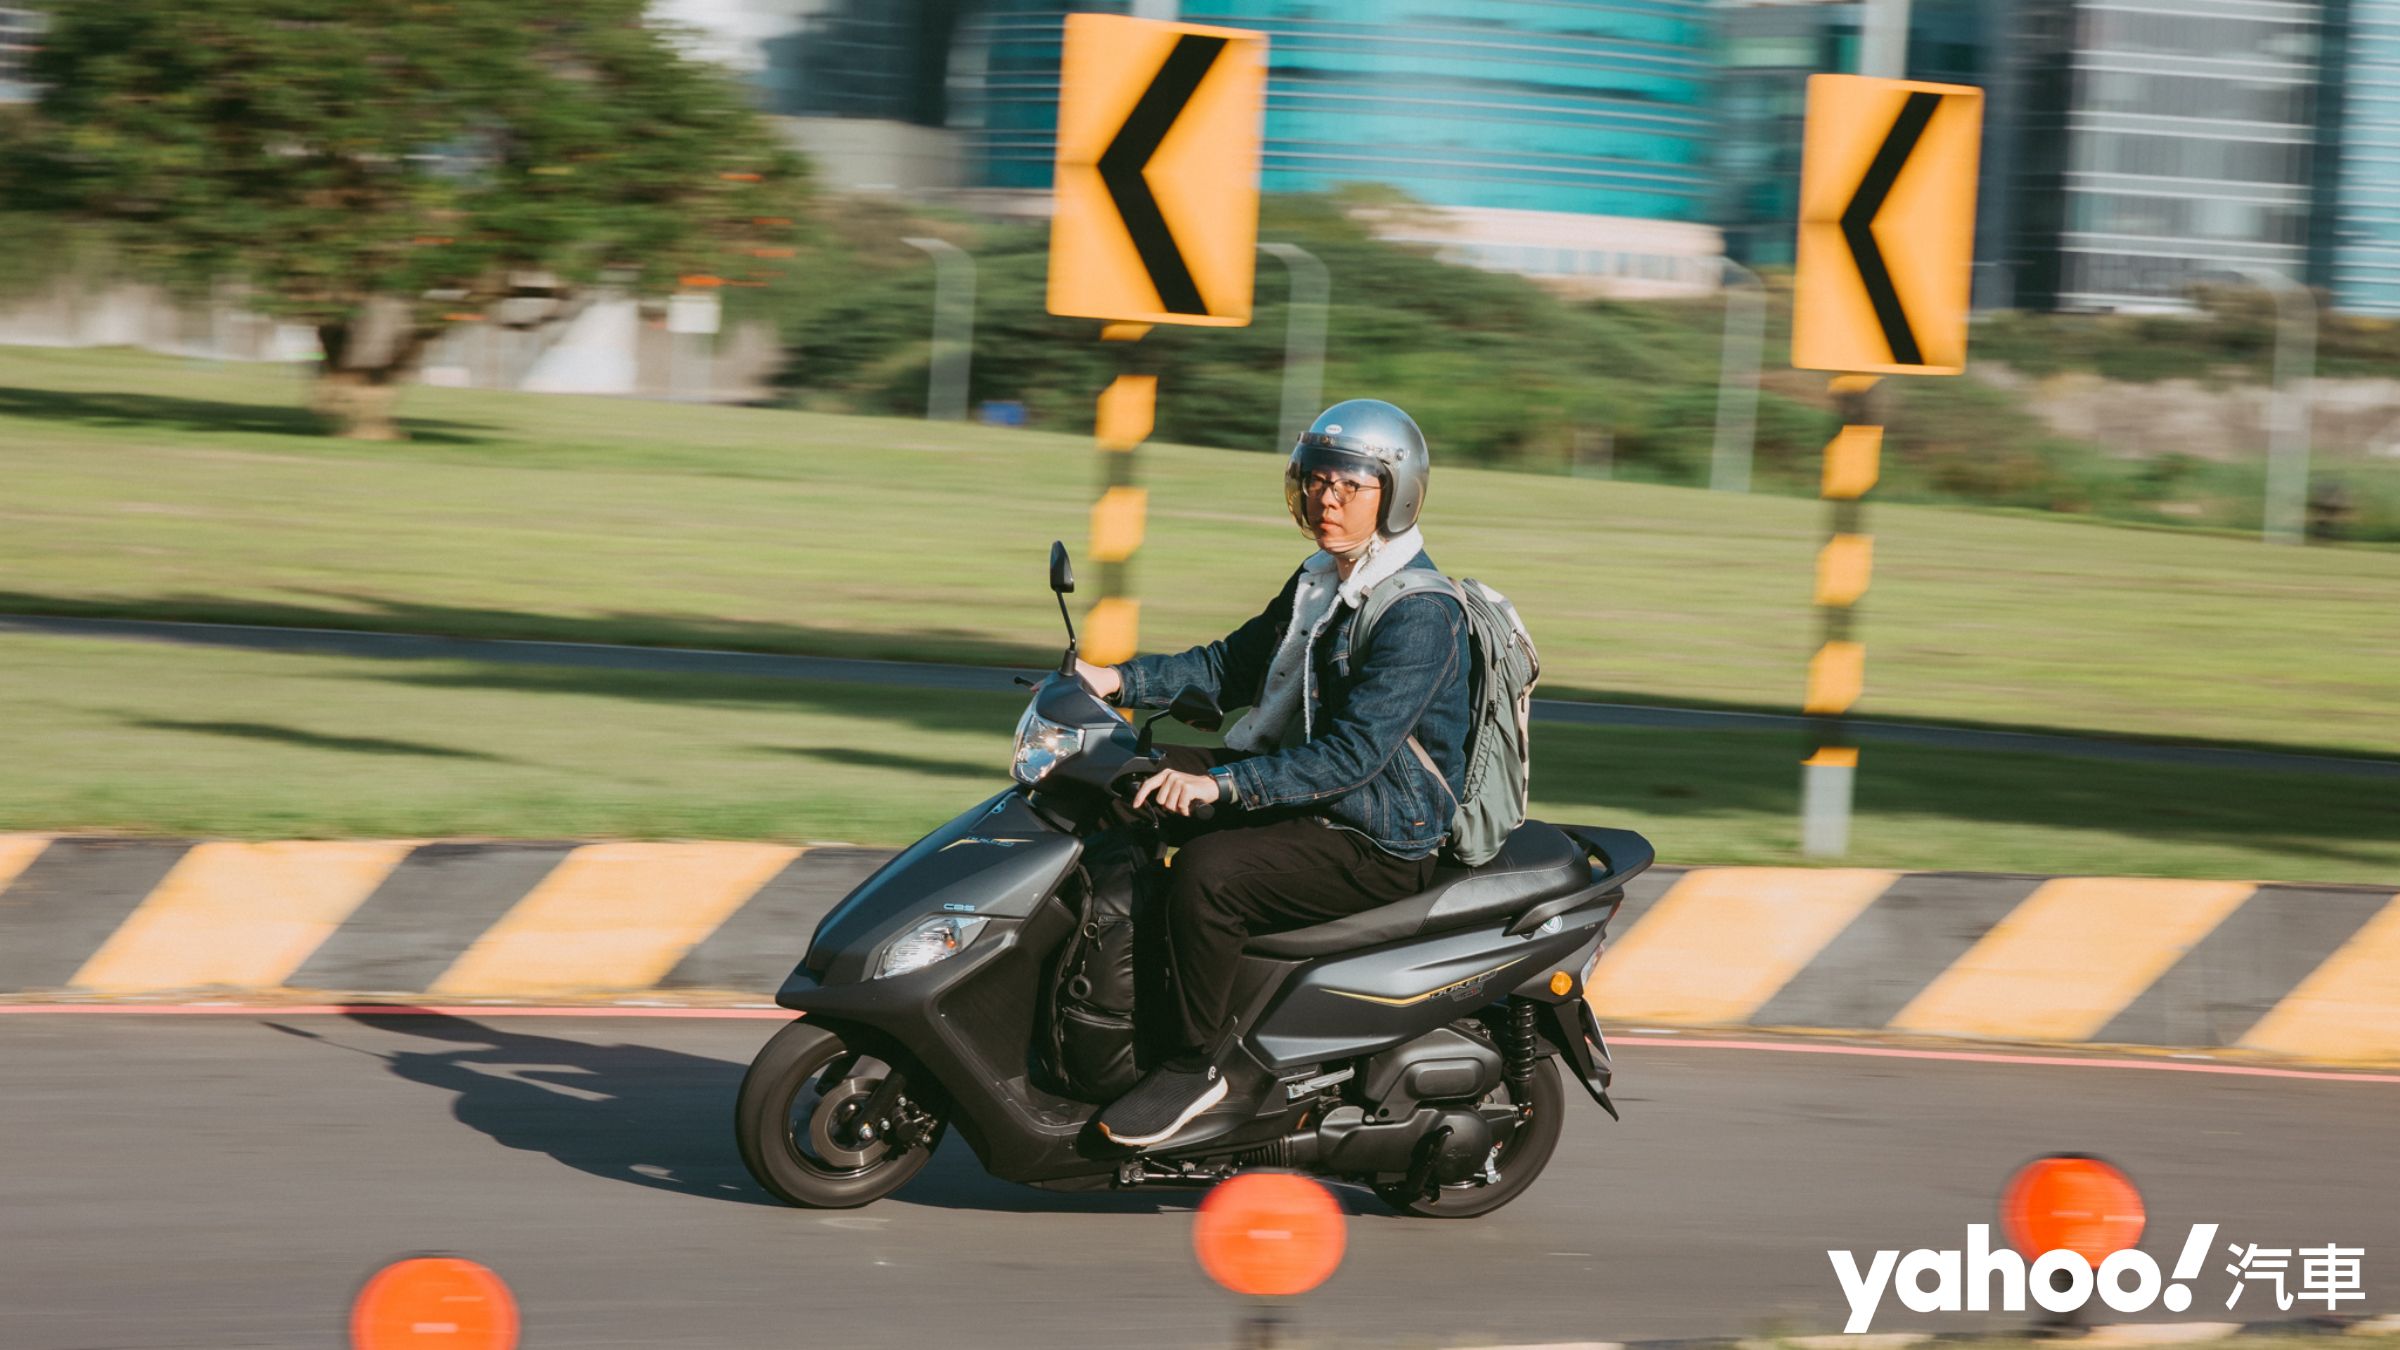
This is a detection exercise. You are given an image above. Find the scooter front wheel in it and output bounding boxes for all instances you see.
[736,1019,943,1209]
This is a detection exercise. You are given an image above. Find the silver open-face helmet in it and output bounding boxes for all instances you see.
[1282,399,1430,536]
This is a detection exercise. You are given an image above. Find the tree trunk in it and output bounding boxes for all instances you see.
[311,305,430,441]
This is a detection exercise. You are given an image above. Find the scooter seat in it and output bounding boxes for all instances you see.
[1242,821,1592,958]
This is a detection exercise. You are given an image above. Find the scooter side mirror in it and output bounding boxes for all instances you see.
[1167,684,1223,733]
[1047,541,1079,677]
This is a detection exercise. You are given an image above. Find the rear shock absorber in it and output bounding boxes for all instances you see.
[1502,998,1539,1102]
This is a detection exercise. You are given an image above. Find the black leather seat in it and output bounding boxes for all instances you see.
[1242,821,1593,959]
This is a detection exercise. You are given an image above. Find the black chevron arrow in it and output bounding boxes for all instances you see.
[1841,91,1941,368]
[1096,34,1226,316]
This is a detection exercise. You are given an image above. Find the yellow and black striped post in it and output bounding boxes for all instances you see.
[1801,373,1881,856]
[1086,322,1156,672]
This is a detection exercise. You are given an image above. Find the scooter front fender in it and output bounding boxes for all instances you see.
[793,789,1082,986]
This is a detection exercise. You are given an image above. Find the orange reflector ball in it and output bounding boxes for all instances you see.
[1194,1172,1347,1298]
[351,1256,520,1350]
[2001,1154,2146,1264]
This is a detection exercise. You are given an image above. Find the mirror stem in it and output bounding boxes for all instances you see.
[1056,591,1078,677]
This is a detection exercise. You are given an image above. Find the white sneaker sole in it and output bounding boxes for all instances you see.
[1097,1076,1229,1149]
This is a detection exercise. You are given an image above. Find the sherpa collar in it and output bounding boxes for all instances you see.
[1223,527,1426,753]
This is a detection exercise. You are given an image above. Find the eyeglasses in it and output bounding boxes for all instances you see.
[1299,471,1378,506]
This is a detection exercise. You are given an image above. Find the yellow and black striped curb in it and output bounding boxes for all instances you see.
[0,835,2393,1066]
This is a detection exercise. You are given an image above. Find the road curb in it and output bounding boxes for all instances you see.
[0,834,2392,1067]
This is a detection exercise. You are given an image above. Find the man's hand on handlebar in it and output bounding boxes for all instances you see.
[1129,768,1221,817]
[1073,659,1122,699]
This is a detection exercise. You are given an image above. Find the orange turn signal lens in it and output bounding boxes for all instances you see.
[1549,971,1573,996]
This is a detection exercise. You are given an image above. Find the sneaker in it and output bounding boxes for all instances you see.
[1095,1057,1229,1149]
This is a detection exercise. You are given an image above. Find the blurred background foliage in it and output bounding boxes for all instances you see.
[0,0,808,438]
[760,192,2400,542]
[0,10,2393,539]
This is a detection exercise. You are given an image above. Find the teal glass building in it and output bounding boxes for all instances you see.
[2329,0,2400,313]
[959,0,1715,225]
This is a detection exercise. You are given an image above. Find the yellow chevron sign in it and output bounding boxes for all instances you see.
[1793,74,1983,375]
[1046,13,1267,327]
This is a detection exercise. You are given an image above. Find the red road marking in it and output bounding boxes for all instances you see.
[0,1006,2394,1084]
[0,1003,792,1019]
[1614,1035,2400,1084]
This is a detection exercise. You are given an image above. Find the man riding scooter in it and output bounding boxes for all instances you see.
[1075,399,1473,1150]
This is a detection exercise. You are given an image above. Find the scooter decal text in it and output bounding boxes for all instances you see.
[1322,961,1512,1009]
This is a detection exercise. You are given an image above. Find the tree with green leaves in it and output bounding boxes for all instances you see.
[9,0,804,438]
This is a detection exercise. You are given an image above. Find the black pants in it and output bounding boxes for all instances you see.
[1131,746,1439,1060]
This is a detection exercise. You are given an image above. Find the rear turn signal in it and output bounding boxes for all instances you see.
[1549,971,1573,996]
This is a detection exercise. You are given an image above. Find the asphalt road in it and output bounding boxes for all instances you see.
[8,613,2397,780]
[2,1013,2393,1349]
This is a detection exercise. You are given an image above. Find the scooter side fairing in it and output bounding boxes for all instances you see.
[779,894,1135,1183]
[772,787,1137,1183]
[1242,916,1605,1070]
[797,789,1082,984]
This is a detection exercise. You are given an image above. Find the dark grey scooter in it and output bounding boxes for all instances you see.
[735,543,1652,1217]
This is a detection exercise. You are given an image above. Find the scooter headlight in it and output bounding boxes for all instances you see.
[1011,707,1085,785]
[874,915,990,980]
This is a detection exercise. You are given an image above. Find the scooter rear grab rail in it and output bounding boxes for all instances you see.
[1503,824,1655,936]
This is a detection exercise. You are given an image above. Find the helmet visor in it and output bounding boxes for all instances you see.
[1284,457,1382,525]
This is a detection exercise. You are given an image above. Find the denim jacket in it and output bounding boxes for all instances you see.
[1112,551,1470,860]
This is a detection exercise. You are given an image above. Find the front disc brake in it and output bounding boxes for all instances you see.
[805,1077,883,1171]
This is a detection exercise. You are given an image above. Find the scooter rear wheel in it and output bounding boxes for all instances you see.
[736,1020,943,1209]
[1372,1053,1565,1219]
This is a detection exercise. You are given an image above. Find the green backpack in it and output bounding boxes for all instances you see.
[1355,570,1540,867]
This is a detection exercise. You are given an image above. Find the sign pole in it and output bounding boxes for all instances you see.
[1088,323,1157,668]
[1801,375,1881,856]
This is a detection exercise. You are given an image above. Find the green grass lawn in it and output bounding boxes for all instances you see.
[9,634,2395,883]
[1,347,2396,765]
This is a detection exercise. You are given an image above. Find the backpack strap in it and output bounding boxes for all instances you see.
[1358,570,1468,826]
[1352,568,1460,651]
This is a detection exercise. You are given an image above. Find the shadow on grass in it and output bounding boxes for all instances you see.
[333,662,2400,868]
[5,587,2397,772]
[10,591,2400,871]
[764,745,993,780]
[1527,728,2400,870]
[0,387,497,445]
[126,716,511,762]
[0,589,1055,671]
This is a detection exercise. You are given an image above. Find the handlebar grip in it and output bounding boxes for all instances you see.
[1118,771,1216,821]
